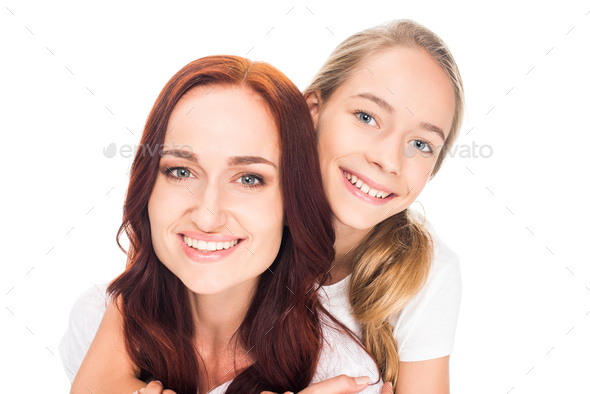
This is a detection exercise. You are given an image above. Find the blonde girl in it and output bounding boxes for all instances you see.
[295,18,465,393]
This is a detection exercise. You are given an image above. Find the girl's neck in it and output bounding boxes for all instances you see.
[326,217,367,286]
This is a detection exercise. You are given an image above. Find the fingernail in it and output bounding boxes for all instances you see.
[154,380,162,384]
[139,389,145,394]
[354,376,370,385]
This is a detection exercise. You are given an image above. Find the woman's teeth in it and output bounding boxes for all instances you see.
[343,171,391,199]
[183,236,239,252]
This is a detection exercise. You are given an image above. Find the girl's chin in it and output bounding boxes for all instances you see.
[332,208,381,232]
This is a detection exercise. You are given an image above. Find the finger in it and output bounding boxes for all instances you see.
[141,380,164,394]
[162,390,177,394]
[381,382,393,394]
[299,374,371,394]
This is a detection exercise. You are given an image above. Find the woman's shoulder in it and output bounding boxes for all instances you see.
[65,282,112,334]
[58,282,112,382]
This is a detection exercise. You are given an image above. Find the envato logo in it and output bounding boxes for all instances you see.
[403,142,493,159]
[103,141,492,159]
[103,141,193,158]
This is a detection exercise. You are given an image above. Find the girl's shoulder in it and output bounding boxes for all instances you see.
[314,314,383,392]
[393,209,462,361]
[409,207,461,272]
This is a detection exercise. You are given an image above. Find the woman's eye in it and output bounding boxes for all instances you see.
[237,175,260,187]
[165,166,193,181]
[411,140,433,153]
[174,168,191,177]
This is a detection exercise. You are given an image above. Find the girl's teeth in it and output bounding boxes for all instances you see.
[343,171,392,199]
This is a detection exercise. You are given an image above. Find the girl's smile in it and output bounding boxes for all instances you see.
[339,168,395,206]
[310,46,455,231]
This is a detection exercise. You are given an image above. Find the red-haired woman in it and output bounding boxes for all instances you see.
[64,55,382,394]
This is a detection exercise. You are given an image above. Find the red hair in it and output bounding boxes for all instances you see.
[106,55,340,393]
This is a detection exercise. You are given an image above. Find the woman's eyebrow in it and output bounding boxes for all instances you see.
[161,149,276,168]
[161,148,198,163]
[227,156,277,168]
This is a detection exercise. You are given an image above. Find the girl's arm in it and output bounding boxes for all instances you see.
[395,356,450,394]
[71,297,147,394]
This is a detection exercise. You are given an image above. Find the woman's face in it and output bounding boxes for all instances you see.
[148,85,284,296]
[310,46,455,231]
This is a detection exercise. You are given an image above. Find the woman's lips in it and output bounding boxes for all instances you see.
[178,234,244,263]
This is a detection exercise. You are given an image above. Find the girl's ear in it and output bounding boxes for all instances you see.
[305,92,321,130]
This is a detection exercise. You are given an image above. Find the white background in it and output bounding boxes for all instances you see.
[1,0,589,393]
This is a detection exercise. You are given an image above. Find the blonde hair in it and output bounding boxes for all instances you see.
[303,19,465,388]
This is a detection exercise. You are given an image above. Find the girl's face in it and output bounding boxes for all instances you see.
[310,46,455,231]
[148,85,284,296]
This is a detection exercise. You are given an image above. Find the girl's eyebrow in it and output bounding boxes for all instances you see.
[350,92,394,113]
[161,148,277,168]
[350,93,446,141]
[420,122,446,142]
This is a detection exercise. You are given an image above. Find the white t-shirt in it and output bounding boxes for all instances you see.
[58,284,383,393]
[318,209,462,362]
[59,209,460,384]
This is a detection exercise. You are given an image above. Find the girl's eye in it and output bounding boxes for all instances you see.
[165,166,193,181]
[236,174,264,188]
[410,140,434,154]
[354,110,378,127]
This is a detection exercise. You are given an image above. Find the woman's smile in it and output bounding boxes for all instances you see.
[178,233,245,263]
[148,84,284,296]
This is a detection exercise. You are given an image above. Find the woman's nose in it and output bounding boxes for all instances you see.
[189,184,228,233]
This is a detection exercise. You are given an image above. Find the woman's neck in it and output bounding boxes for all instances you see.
[189,279,256,349]
[326,217,368,285]
[188,278,258,392]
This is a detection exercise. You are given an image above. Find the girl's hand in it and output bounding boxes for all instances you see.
[132,380,177,394]
[260,375,393,394]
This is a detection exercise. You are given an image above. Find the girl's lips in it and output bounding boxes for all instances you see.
[339,167,395,194]
[178,234,244,263]
[340,169,395,206]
